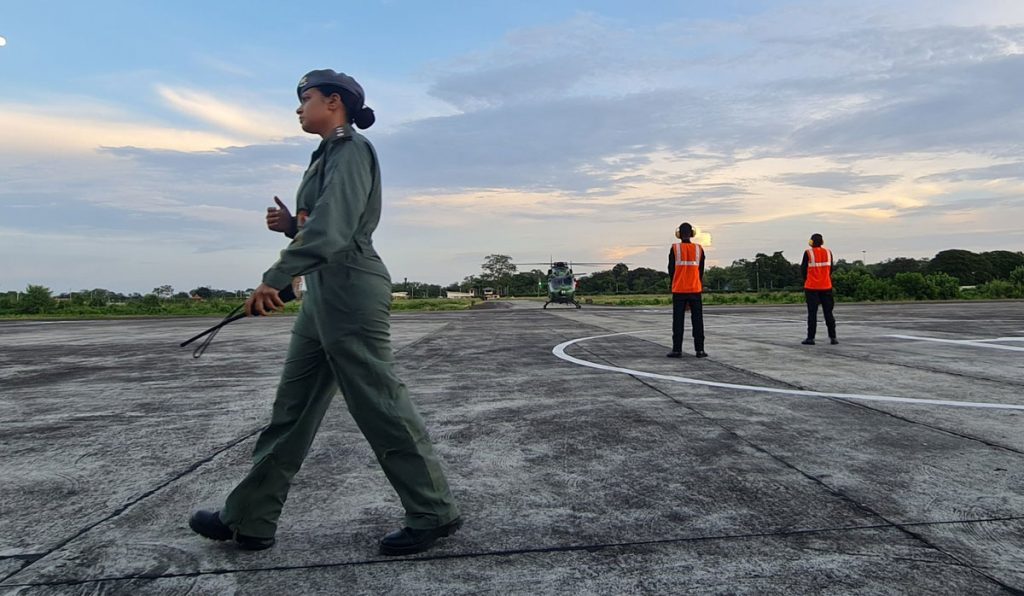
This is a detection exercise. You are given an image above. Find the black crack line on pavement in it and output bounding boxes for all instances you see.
[0,556,42,583]
[0,318,456,586]
[585,329,1024,460]
[573,341,1024,594]
[393,321,455,357]
[887,521,1024,594]
[9,520,1024,590]
[392,322,458,374]
[578,305,1024,388]
[553,314,1024,462]
[682,342,1024,458]
[0,554,45,576]
[833,397,1024,457]
[738,334,1024,390]
[0,425,267,586]
[0,555,45,563]
[697,340,1024,458]
[792,544,997,569]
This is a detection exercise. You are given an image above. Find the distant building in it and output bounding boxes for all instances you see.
[391,292,409,300]
[444,291,475,299]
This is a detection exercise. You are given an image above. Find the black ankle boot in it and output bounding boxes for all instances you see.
[189,510,275,551]
[379,517,463,556]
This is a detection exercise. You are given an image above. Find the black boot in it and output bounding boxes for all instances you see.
[801,338,815,345]
[379,517,463,556]
[695,349,708,358]
[666,351,682,358]
[189,510,275,551]
[830,337,839,345]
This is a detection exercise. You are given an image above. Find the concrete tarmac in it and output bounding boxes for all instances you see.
[1,300,1023,595]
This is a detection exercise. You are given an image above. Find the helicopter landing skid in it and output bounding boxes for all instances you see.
[543,300,582,309]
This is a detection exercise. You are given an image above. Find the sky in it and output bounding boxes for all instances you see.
[2,0,1024,293]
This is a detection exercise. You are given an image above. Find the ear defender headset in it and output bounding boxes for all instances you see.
[808,233,824,247]
[675,223,696,239]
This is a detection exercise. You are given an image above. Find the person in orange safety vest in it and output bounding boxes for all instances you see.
[801,233,838,345]
[667,222,707,358]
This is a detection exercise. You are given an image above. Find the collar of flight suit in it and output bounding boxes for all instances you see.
[309,124,355,166]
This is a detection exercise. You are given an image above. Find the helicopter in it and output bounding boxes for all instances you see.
[518,260,620,309]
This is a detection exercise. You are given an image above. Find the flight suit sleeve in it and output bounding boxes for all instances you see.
[262,142,372,290]
[800,250,809,282]
[699,249,705,279]
[284,215,300,240]
[667,250,674,278]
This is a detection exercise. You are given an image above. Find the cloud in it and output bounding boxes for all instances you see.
[918,161,1024,183]
[427,13,629,109]
[355,76,462,131]
[369,6,1024,269]
[0,104,245,154]
[156,85,295,140]
[775,171,901,193]
[7,2,1024,290]
[0,226,274,293]
[191,54,256,79]
[790,88,1024,158]
[601,245,662,261]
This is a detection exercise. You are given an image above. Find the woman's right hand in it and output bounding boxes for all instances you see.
[266,196,296,235]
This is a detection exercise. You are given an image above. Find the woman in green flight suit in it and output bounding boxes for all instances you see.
[189,69,461,556]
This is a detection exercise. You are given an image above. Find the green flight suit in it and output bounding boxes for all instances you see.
[219,125,459,539]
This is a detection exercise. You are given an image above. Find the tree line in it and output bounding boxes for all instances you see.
[702,249,1024,291]
[446,249,1024,300]
[0,286,258,316]
[699,249,1024,300]
[4,248,1022,315]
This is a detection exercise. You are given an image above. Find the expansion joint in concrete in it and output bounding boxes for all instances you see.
[0,425,267,585]
[393,322,454,357]
[9,519,1024,590]
[838,399,1024,457]
[744,334,1024,390]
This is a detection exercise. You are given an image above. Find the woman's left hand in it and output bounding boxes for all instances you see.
[246,283,286,316]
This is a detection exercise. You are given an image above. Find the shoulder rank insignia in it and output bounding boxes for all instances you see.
[333,125,353,141]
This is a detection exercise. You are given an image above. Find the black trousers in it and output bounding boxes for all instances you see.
[805,289,836,339]
[672,293,705,352]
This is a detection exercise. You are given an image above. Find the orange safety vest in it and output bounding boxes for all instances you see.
[804,246,833,290]
[672,242,703,294]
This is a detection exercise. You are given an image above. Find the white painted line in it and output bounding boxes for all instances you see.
[886,335,1024,352]
[553,329,1024,411]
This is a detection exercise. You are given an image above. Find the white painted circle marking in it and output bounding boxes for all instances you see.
[552,329,1024,411]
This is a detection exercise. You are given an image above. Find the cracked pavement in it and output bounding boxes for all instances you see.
[1,301,1023,594]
